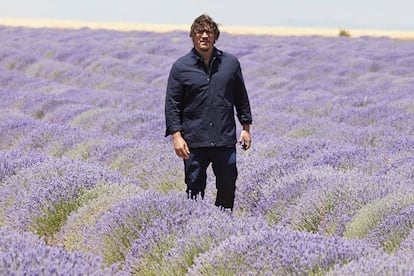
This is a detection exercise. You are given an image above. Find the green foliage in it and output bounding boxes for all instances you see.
[102,224,141,265]
[383,233,406,253]
[286,127,316,138]
[156,180,185,193]
[57,184,142,253]
[70,108,107,128]
[32,198,82,240]
[297,198,335,233]
[339,29,351,37]
[380,214,414,253]
[66,139,103,160]
[131,236,177,275]
[344,192,414,239]
[31,186,112,243]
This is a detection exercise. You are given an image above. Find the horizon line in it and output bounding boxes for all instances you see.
[1,17,414,39]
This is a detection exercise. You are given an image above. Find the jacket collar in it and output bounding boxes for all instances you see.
[191,47,222,64]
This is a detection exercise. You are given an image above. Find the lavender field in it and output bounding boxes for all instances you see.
[0,24,413,275]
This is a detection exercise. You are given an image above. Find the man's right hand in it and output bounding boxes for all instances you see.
[172,131,190,159]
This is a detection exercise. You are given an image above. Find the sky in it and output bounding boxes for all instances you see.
[1,0,414,31]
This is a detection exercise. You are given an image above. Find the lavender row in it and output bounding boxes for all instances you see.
[0,227,119,275]
[0,155,125,233]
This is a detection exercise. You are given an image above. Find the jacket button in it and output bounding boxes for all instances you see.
[209,122,213,126]
[210,142,215,146]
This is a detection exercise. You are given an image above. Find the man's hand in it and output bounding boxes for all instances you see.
[238,124,251,150]
[172,131,190,159]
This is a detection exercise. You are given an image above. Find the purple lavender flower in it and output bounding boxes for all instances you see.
[367,203,414,252]
[330,252,414,275]
[399,227,414,255]
[86,191,222,265]
[51,182,142,253]
[124,212,267,275]
[188,225,377,275]
[1,157,124,236]
[1,24,414,274]
[0,149,47,182]
[344,192,414,240]
[0,226,121,275]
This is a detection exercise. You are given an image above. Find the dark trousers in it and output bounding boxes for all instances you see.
[184,146,237,210]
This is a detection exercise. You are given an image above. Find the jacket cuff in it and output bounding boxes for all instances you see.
[165,126,182,137]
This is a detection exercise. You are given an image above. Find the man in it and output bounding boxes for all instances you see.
[165,14,252,210]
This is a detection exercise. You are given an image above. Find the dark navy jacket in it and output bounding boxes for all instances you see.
[165,47,252,148]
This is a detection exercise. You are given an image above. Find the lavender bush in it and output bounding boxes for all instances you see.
[188,226,378,275]
[0,157,124,235]
[1,24,413,274]
[0,227,118,275]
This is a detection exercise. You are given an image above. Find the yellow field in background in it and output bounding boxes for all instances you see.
[1,17,414,39]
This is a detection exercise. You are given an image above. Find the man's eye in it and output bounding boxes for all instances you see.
[196,30,212,35]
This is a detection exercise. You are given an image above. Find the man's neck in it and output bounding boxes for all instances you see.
[196,49,213,66]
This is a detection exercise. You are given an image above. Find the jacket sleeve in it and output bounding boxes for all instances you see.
[165,64,184,137]
[234,63,252,125]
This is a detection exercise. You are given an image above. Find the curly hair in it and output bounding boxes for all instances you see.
[189,14,220,40]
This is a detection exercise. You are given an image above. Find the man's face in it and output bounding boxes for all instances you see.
[192,25,215,53]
